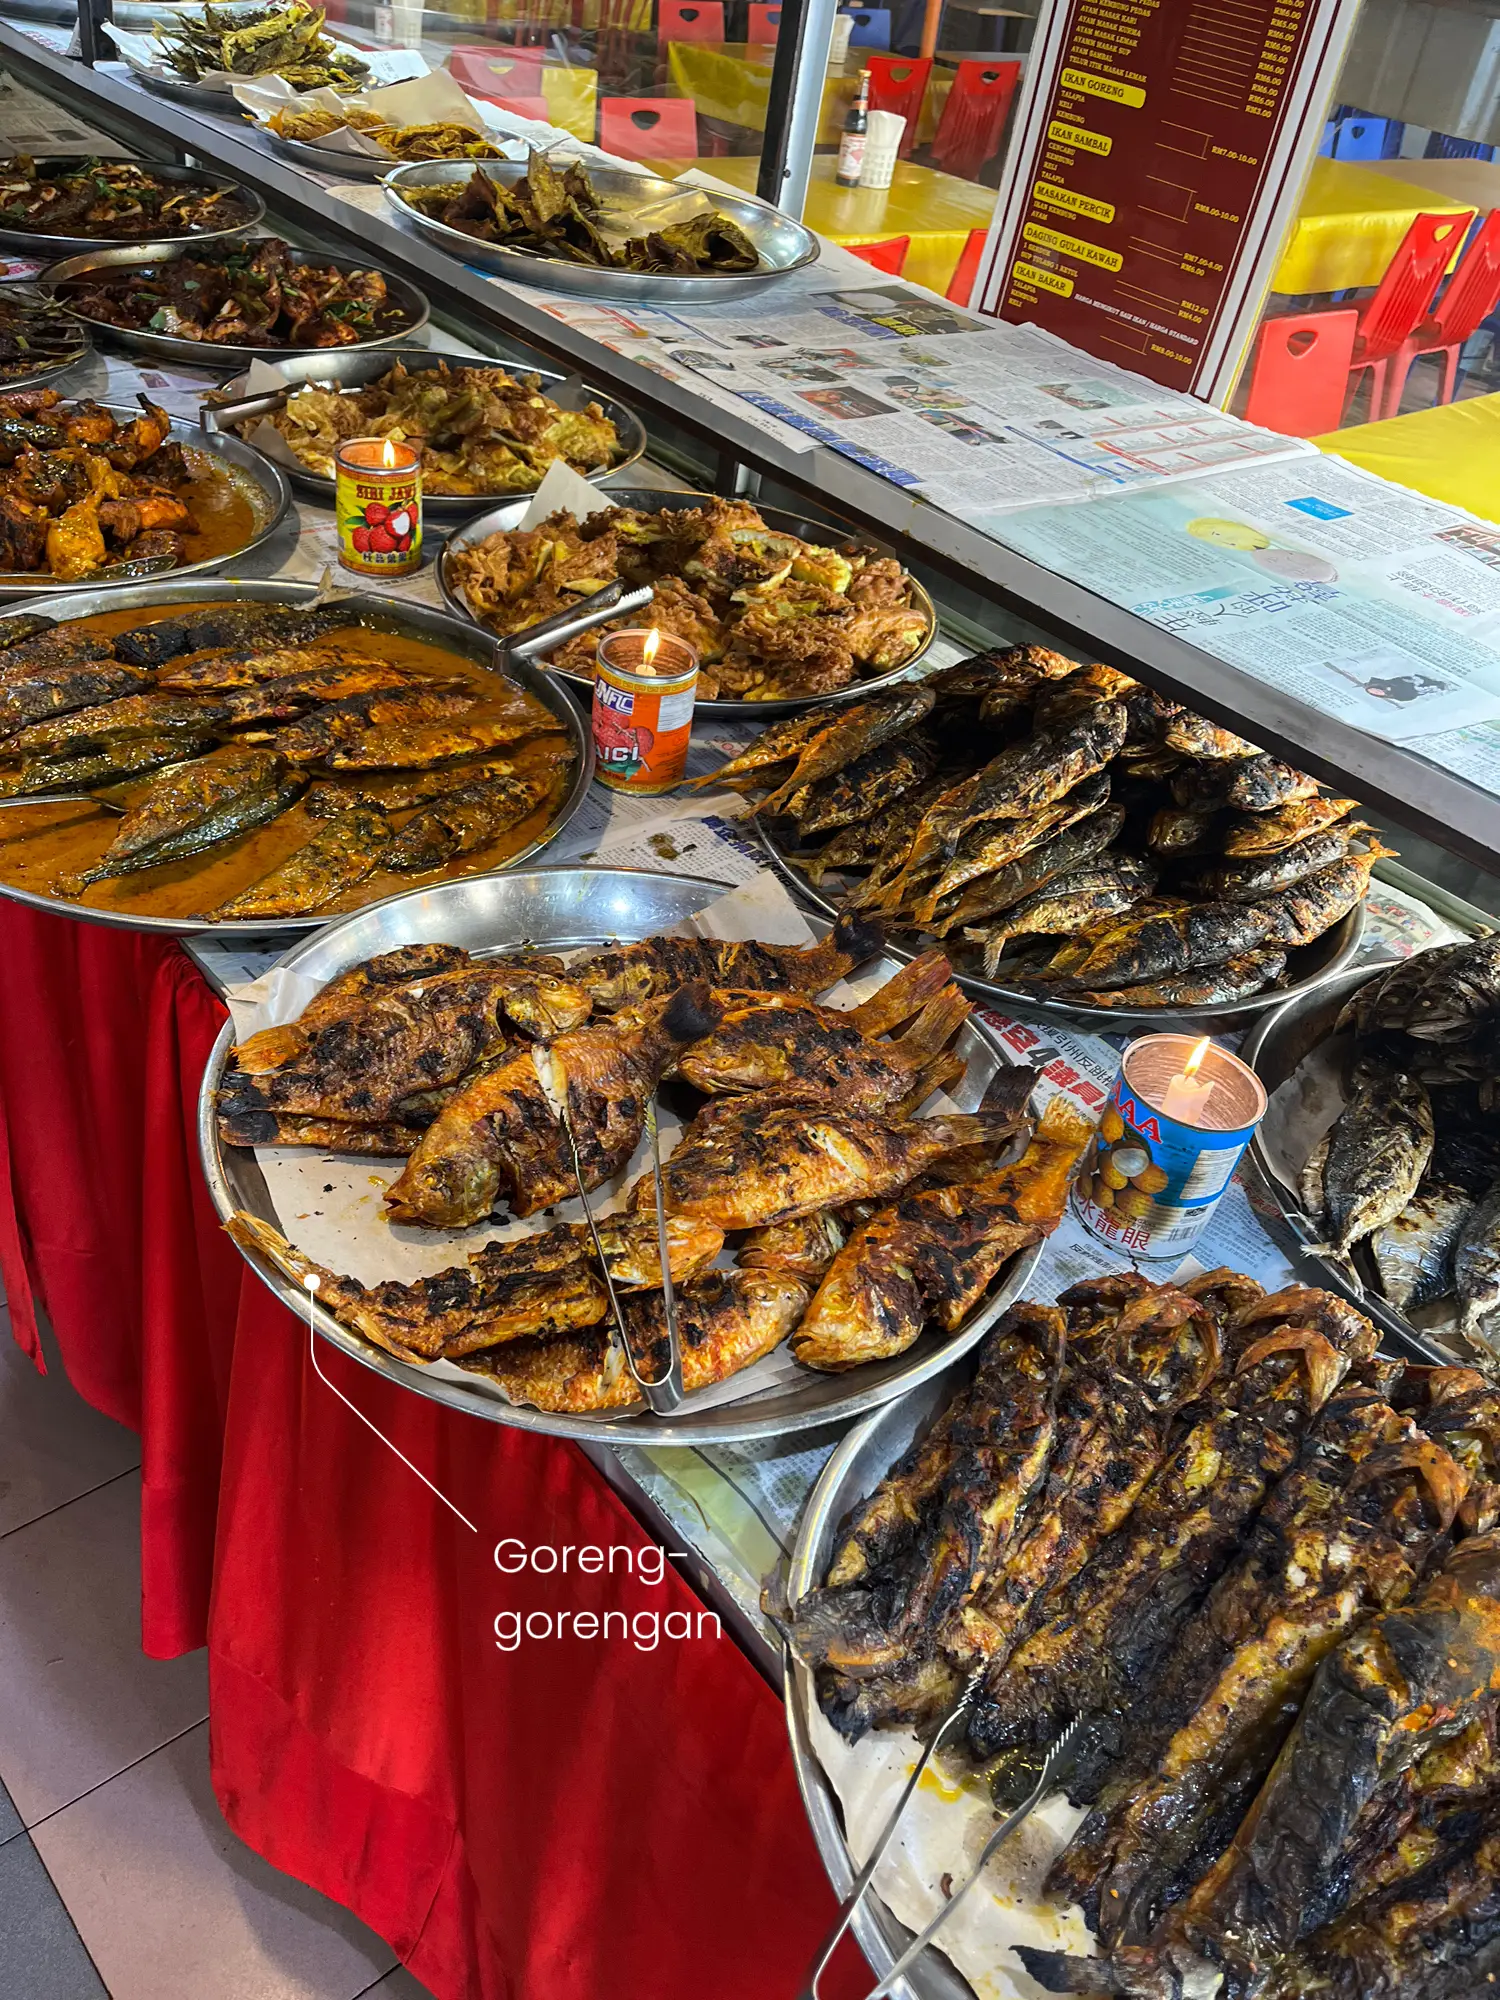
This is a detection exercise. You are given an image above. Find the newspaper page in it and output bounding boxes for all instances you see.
[995,453,1500,749]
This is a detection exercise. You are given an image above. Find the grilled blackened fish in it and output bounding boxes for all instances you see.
[7,691,223,757]
[691,705,838,791]
[1056,948,1288,1010]
[1172,753,1320,814]
[754,686,936,815]
[1320,1058,1434,1258]
[1035,900,1275,991]
[270,687,476,764]
[0,631,113,681]
[1339,936,1500,1045]
[958,704,1129,845]
[1031,664,1140,730]
[159,641,392,695]
[1254,849,1388,947]
[72,746,304,885]
[792,1310,1063,1682]
[386,984,721,1225]
[800,777,947,887]
[0,733,215,798]
[1186,824,1370,903]
[567,909,881,1012]
[790,1095,1089,1371]
[327,705,564,770]
[916,775,1114,924]
[973,861,1157,976]
[116,602,352,669]
[385,766,568,873]
[1373,1183,1472,1311]
[1456,1184,1500,1361]
[217,1109,423,1154]
[931,643,1076,718]
[208,807,393,920]
[231,947,474,1074]
[1146,806,1223,856]
[222,662,437,724]
[1162,713,1259,761]
[221,959,589,1125]
[777,733,938,837]
[226,1209,723,1363]
[1222,794,1359,855]
[738,1210,847,1282]
[636,1105,1024,1234]
[455,1268,810,1412]
[0,662,150,737]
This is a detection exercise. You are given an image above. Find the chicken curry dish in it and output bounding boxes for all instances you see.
[0,389,258,583]
[445,499,931,700]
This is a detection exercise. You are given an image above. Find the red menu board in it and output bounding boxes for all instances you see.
[978,0,1360,400]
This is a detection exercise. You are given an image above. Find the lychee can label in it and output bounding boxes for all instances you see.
[592,635,698,794]
[1074,1047,1264,1261]
[335,449,421,576]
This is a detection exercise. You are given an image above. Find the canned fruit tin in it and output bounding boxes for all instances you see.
[593,627,699,795]
[1075,1034,1267,1261]
[335,437,422,577]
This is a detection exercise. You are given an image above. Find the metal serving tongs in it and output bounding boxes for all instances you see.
[495,579,654,670]
[800,1701,1082,2000]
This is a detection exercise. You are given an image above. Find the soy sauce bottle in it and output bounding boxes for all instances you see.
[836,70,870,188]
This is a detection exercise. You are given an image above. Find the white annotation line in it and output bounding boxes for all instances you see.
[303,1274,478,1534]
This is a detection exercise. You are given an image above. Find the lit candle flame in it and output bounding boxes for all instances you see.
[1182,1036,1211,1081]
[642,627,661,670]
[380,438,398,470]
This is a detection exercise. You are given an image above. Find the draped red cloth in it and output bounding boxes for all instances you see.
[0,905,866,2000]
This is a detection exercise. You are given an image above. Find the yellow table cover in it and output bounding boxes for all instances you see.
[1314,393,1500,526]
[1272,157,1472,296]
[667,41,950,146]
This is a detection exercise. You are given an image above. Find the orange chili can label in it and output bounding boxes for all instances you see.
[592,659,698,794]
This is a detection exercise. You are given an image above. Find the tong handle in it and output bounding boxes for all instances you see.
[504,580,654,662]
[800,1673,983,2000]
[641,1098,685,1414]
[201,385,292,428]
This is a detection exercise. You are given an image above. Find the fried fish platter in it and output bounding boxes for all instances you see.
[0,596,579,923]
[154,3,370,91]
[788,1267,1500,2000]
[215,911,1071,1422]
[267,107,510,161]
[445,495,929,701]
[748,646,1385,1013]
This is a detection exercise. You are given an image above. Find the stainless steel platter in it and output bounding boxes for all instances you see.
[40,241,430,369]
[268,131,522,181]
[0,406,289,597]
[198,865,1045,1443]
[382,159,821,302]
[0,579,591,933]
[439,486,938,719]
[204,346,648,522]
[756,818,1368,1032]
[0,284,92,390]
[0,155,265,253]
[785,1359,990,2000]
[1241,962,1453,1366]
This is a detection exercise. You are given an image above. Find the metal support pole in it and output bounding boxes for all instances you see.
[756,0,838,217]
[77,0,114,68]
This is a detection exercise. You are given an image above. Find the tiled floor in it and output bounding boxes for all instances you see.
[0,1303,434,1999]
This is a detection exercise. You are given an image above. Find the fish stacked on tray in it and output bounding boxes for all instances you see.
[0,600,574,919]
[792,1268,1500,1997]
[732,645,1387,1008]
[218,923,1095,1412]
[1303,937,1500,1367]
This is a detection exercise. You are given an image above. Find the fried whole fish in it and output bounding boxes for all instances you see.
[1162,713,1259,761]
[1049,948,1288,1010]
[1222,794,1359,855]
[926,796,1122,935]
[636,1104,1025,1234]
[7,690,223,758]
[1372,1183,1473,1311]
[454,1267,811,1413]
[385,766,568,872]
[737,1209,847,1282]
[1031,664,1140,730]
[116,602,352,669]
[207,806,393,920]
[800,776,948,887]
[932,642,1076,718]
[753,686,936,815]
[327,705,564,770]
[72,745,304,886]
[1319,1058,1434,1259]
[1185,824,1371,903]
[566,909,881,1012]
[776,733,938,838]
[386,984,721,1225]
[790,1093,1088,1371]
[1253,850,1388,947]
[957,704,1129,847]
[1172,753,1320,814]
[1036,901,1275,991]
[916,773,1114,925]
[1339,936,1500,1045]
[1146,806,1223,856]
[973,860,1158,977]
[217,1109,423,1154]
[0,662,150,737]
[227,1208,724,1363]
[692,705,835,791]
[1456,1184,1500,1361]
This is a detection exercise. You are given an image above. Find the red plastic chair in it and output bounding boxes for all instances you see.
[447,48,546,100]
[747,3,781,39]
[599,97,700,160]
[1346,208,1475,421]
[846,236,910,275]
[930,58,1021,182]
[1242,309,1359,436]
[945,225,988,306]
[865,54,931,159]
[1380,211,1500,417]
[657,0,724,41]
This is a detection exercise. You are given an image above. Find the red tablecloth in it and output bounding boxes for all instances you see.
[0,905,867,2000]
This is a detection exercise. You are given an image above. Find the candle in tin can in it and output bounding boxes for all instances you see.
[592,626,699,794]
[1075,1034,1267,1261]
[335,436,421,577]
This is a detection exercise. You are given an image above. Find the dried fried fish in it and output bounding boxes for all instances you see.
[917,775,1114,926]
[1221,794,1359,855]
[1031,664,1139,730]
[690,705,835,791]
[1185,823,1371,902]
[1320,1059,1434,1259]
[1037,900,1275,992]
[1373,1183,1473,1311]
[755,685,935,815]
[1254,849,1389,946]
[1456,1186,1500,1361]
[1056,947,1288,1009]
[974,859,1158,976]
[208,806,392,920]
[1172,753,1321,813]
[737,1210,847,1282]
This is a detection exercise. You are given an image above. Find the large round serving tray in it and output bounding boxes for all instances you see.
[440,486,938,719]
[382,159,821,302]
[206,346,647,522]
[0,407,289,598]
[40,242,430,369]
[0,156,266,254]
[0,285,92,389]
[756,818,1367,1032]
[786,1358,989,2000]
[0,579,591,932]
[269,131,523,180]
[198,865,1045,1443]
[1241,961,1452,1366]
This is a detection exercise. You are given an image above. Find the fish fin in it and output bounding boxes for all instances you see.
[896,981,973,1058]
[225,1210,331,1294]
[889,1049,967,1118]
[662,980,722,1045]
[848,951,952,1037]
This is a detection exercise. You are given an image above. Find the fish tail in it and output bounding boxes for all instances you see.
[848,951,952,1036]
[225,1210,335,1296]
[661,979,722,1045]
[890,1048,967,1118]
[897,980,973,1057]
